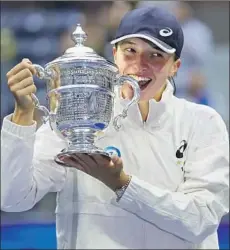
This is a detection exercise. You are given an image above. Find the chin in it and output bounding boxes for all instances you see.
[138,92,153,102]
[140,83,165,102]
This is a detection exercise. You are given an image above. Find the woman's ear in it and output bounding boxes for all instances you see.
[170,58,181,77]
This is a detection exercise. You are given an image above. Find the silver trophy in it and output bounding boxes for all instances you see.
[31,24,140,166]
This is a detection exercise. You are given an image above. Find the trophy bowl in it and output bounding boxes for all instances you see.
[31,24,140,167]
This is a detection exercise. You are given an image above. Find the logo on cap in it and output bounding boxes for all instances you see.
[159,27,173,37]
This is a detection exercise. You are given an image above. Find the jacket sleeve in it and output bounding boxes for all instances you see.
[1,115,67,212]
[113,110,229,244]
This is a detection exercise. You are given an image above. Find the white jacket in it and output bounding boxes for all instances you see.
[1,83,229,249]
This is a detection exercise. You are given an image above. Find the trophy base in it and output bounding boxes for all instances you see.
[54,147,110,168]
[53,128,114,168]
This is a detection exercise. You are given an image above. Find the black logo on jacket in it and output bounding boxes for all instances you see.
[176,140,188,159]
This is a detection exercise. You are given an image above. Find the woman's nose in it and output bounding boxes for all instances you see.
[133,56,149,73]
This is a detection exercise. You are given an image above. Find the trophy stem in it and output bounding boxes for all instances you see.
[67,128,96,150]
[54,128,110,167]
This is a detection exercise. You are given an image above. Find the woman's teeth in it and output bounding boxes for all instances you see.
[138,78,151,86]
[129,75,152,88]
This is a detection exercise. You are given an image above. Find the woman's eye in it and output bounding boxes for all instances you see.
[150,53,163,58]
[125,48,136,53]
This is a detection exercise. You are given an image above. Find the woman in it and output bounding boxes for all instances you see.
[1,6,229,249]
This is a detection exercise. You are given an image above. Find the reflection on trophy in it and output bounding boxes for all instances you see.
[31,24,140,167]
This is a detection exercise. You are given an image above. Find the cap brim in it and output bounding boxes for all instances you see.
[110,34,176,54]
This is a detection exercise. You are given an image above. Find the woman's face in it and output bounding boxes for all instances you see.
[113,38,181,101]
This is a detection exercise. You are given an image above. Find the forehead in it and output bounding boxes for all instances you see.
[118,37,165,52]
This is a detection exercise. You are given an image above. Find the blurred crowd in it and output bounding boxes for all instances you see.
[1,1,229,128]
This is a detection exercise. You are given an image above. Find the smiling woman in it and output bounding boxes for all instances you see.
[1,5,229,250]
[112,37,180,103]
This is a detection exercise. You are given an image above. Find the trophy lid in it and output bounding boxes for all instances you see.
[49,24,111,64]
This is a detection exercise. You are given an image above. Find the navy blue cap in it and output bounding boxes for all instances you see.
[111,6,184,58]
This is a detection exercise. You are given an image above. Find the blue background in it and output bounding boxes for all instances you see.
[1,223,229,249]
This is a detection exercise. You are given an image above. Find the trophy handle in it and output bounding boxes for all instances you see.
[33,64,57,80]
[31,93,50,124]
[30,64,56,124]
[113,75,140,130]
